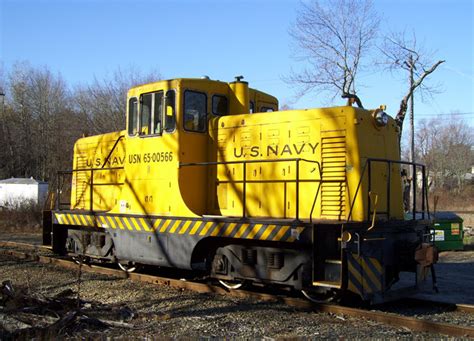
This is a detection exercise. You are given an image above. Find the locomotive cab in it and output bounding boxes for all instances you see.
[67,77,278,217]
[128,78,277,216]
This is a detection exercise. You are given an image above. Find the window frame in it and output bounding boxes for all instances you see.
[128,89,178,138]
[151,91,164,136]
[183,89,208,133]
[163,89,177,134]
[211,94,229,116]
[127,97,139,136]
[139,92,154,136]
[259,106,275,113]
[137,90,164,138]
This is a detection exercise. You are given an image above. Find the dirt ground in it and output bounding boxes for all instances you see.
[0,253,459,339]
[414,250,474,304]
[1,231,473,338]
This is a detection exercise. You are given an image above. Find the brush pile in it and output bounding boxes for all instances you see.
[0,280,135,338]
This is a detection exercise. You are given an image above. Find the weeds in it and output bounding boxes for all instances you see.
[0,200,42,233]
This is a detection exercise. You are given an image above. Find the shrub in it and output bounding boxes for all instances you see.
[0,199,42,233]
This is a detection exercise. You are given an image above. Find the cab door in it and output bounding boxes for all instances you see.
[123,89,177,216]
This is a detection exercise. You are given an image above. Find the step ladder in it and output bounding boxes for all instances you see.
[312,226,344,289]
[313,259,342,288]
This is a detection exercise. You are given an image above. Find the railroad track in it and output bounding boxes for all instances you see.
[1,240,473,337]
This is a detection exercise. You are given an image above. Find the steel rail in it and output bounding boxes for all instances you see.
[405,297,474,314]
[0,242,473,337]
[0,240,51,251]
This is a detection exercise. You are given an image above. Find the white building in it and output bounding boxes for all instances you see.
[0,177,49,209]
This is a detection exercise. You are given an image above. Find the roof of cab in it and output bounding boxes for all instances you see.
[127,78,227,95]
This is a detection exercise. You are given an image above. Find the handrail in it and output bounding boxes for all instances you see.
[56,166,125,212]
[43,176,58,211]
[347,158,430,223]
[368,191,378,230]
[101,135,124,168]
[58,166,124,174]
[347,161,369,221]
[179,157,320,167]
[368,158,428,221]
[180,157,322,221]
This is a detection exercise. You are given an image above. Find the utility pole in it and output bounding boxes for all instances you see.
[409,54,415,169]
[403,55,416,209]
[0,91,5,144]
[408,54,415,209]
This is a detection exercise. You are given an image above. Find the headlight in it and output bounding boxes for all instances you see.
[374,111,389,127]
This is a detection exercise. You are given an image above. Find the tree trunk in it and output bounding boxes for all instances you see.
[395,60,445,139]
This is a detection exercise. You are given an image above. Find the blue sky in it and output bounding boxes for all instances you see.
[1,0,473,127]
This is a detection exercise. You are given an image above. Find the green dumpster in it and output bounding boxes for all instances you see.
[432,212,464,251]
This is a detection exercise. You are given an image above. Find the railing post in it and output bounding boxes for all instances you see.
[422,165,426,219]
[412,163,416,220]
[296,159,300,221]
[367,160,372,219]
[56,172,60,210]
[90,169,94,212]
[242,162,247,218]
[387,161,391,219]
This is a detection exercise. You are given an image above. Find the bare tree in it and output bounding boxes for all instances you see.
[0,65,13,177]
[288,0,379,99]
[381,32,445,136]
[0,63,161,182]
[279,102,294,111]
[416,116,473,193]
[4,62,82,181]
[73,66,161,134]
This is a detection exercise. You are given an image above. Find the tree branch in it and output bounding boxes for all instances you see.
[395,60,445,135]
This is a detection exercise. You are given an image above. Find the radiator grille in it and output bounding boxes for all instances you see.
[75,156,89,209]
[321,133,346,220]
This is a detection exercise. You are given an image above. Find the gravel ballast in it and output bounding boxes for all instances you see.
[0,252,461,338]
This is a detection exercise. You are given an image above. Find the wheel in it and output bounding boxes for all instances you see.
[118,261,137,273]
[72,255,89,265]
[301,289,339,303]
[218,279,243,290]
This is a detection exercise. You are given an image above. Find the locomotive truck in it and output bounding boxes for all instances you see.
[43,76,437,303]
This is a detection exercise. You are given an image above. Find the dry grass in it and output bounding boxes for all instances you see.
[0,201,42,234]
[431,185,474,212]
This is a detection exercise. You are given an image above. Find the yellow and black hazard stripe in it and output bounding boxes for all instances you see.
[53,212,305,243]
[347,253,383,297]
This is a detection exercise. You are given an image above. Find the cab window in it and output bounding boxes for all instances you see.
[134,91,164,136]
[260,106,274,112]
[140,93,152,134]
[164,90,176,133]
[128,98,138,135]
[212,95,228,116]
[249,101,255,113]
[153,92,163,134]
[184,90,207,132]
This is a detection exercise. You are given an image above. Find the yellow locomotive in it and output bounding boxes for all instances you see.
[44,76,437,303]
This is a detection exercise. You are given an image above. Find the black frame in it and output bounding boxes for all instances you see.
[212,94,228,116]
[140,92,154,135]
[163,89,177,133]
[127,97,138,136]
[180,158,322,221]
[56,166,125,212]
[183,90,208,133]
[260,106,274,112]
[347,158,429,221]
[128,90,177,138]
